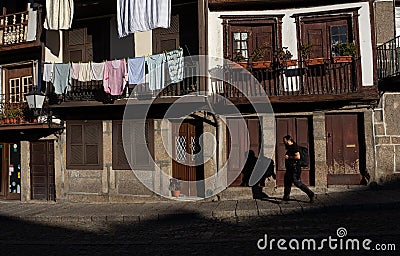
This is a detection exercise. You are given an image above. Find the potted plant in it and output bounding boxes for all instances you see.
[300,44,325,66]
[332,42,356,63]
[274,47,297,67]
[169,178,181,197]
[230,50,247,68]
[249,45,272,69]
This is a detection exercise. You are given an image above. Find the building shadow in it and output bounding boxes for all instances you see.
[241,150,276,199]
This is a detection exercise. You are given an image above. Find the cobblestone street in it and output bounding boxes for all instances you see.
[1,187,399,256]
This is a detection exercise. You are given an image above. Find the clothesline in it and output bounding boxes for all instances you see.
[43,48,184,96]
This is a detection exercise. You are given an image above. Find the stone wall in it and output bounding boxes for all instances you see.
[373,93,400,183]
[374,0,395,45]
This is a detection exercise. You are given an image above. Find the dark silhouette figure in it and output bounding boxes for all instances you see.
[241,150,275,199]
[282,135,314,203]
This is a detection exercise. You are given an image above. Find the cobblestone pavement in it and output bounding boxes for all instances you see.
[1,187,400,256]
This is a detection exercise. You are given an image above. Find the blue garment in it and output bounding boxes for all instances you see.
[128,57,145,84]
[53,64,71,94]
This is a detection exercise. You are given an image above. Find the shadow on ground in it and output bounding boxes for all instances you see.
[1,183,400,256]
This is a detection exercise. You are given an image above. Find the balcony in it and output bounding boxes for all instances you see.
[50,62,201,106]
[212,58,376,104]
[0,10,42,50]
[377,36,400,86]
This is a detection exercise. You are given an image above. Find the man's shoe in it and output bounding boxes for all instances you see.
[282,196,290,201]
[309,193,315,203]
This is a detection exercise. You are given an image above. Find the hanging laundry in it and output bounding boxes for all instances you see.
[103,59,128,96]
[78,63,91,82]
[128,57,145,84]
[43,63,54,82]
[117,0,171,38]
[91,62,105,81]
[166,48,184,83]
[44,0,74,30]
[147,53,167,91]
[71,63,80,80]
[53,64,72,94]
[27,6,37,41]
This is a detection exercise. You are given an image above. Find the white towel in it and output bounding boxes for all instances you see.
[166,48,184,83]
[147,54,166,91]
[117,0,171,38]
[78,63,91,82]
[27,8,37,41]
[43,63,53,82]
[71,63,80,80]
[44,0,74,30]
[91,62,105,81]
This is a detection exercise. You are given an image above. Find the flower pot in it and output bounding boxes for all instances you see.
[251,61,271,69]
[229,62,247,69]
[279,59,298,67]
[332,56,353,63]
[172,190,181,197]
[305,58,325,66]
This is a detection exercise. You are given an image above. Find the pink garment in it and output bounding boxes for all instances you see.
[103,59,128,96]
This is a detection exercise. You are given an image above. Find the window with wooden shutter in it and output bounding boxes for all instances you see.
[299,10,358,59]
[67,121,103,169]
[112,120,154,170]
[221,16,281,61]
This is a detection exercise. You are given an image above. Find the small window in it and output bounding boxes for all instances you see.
[112,120,154,170]
[233,32,249,60]
[331,25,348,45]
[67,121,103,169]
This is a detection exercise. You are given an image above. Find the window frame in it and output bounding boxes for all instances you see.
[221,15,283,61]
[295,8,360,59]
[66,120,103,170]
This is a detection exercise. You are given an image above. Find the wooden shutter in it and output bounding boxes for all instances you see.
[153,15,179,54]
[112,120,154,170]
[302,22,327,58]
[64,27,93,62]
[67,121,103,169]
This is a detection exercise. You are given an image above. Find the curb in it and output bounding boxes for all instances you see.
[2,200,399,224]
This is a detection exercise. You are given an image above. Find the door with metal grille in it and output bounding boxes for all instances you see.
[172,120,204,197]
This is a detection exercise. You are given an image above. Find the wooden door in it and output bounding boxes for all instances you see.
[30,141,55,201]
[172,120,204,197]
[276,117,311,186]
[302,23,327,58]
[251,26,274,61]
[326,114,362,185]
[226,118,261,186]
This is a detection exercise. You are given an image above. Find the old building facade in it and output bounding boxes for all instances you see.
[0,0,398,202]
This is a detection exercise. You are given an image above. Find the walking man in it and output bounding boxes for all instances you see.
[282,135,314,203]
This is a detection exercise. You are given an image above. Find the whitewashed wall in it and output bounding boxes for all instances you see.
[208,2,374,87]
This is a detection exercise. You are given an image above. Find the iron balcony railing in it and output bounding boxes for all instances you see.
[212,58,361,99]
[377,36,400,80]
